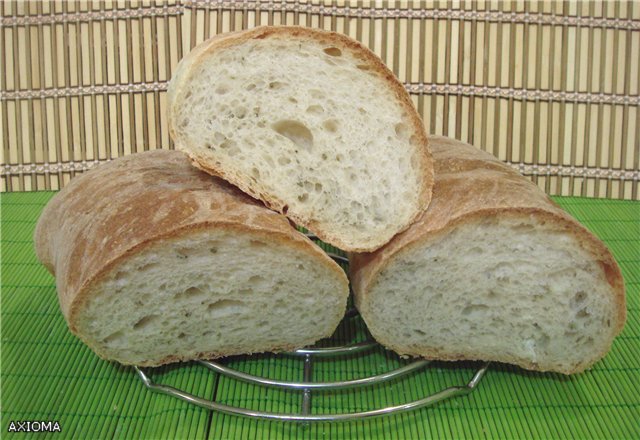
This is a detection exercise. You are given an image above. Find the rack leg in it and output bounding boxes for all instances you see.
[301,354,313,416]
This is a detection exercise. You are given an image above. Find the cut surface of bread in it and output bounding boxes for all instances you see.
[34,150,349,366]
[350,136,626,374]
[167,26,433,252]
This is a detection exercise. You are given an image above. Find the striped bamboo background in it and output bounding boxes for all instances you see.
[1,0,639,199]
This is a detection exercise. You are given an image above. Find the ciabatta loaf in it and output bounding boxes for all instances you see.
[350,136,626,374]
[167,26,433,252]
[34,150,349,366]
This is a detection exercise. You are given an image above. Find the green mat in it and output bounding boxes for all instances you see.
[1,192,639,439]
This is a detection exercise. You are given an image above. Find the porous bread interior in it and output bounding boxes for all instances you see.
[362,215,619,374]
[75,229,347,366]
[171,37,425,250]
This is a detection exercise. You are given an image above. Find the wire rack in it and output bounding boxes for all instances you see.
[134,235,490,421]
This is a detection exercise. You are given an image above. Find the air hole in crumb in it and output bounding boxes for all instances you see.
[207,299,246,315]
[278,156,291,165]
[209,248,218,254]
[512,223,535,232]
[323,47,342,57]
[103,330,124,344]
[356,64,370,70]
[220,139,235,150]
[414,329,426,336]
[215,85,230,94]
[133,314,158,330]
[250,240,267,248]
[323,119,339,133]
[114,270,127,281]
[245,83,256,91]
[175,247,192,259]
[314,183,323,193]
[571,291,587,308]
[235,107,247,119]
[306,105,324,115]
[248,275,264,284]
[297,264,305,270]
[177,286,204,298]
[282,205,289,214]
[138,262,159,271]
[288,97,298,103]
[394,122,409,139]
[461,304,489,316]
[577,308,590,318]
[321,153,328,160]
[271,120,314,151]
[269,81,286,90]
[251,167,260,178]
[178,332,186,339]
[298,193,309,203]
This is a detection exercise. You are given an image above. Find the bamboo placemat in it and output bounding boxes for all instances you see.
[1,191,639,438]
[1,1,639,199]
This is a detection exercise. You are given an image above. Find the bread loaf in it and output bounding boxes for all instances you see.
[34,150,349,366]
[350,136,626,374]
[167,26,433,252]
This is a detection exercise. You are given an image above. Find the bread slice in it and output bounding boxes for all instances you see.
[34,150,349,367]
[167,26,433,252]
[350,136,626,374]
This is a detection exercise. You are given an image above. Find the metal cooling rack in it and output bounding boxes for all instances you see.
[134,235,490,421]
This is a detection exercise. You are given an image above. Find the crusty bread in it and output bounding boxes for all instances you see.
[34,150,349,367]
[167,26,433,252]
[350,136,626,374]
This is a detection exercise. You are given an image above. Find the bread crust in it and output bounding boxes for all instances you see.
[167,25,434,252]
[34,150,348,365]
[350,136,626,374]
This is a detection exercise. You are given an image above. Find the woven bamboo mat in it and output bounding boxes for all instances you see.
[1,1,639,199]
[1,191,638,439]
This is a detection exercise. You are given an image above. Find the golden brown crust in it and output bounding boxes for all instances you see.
[34,150,348,348]
[167,26,433,252]
[350,136,626,374]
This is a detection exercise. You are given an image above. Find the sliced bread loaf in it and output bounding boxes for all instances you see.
[350,136,626,374]
[34,150,349,366]
[167,26,433,252]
